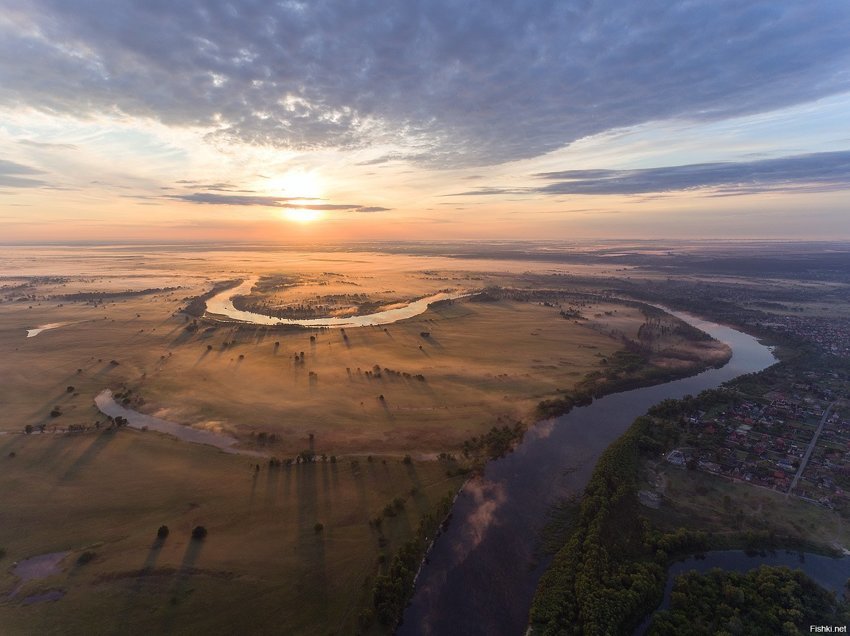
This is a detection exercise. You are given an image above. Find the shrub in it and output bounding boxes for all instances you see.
[76,551,96,565]
[157,525,170,539]
[191,526,208,540]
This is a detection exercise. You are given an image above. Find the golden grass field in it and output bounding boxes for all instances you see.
[0,247,730,634]
[0,429,464,635]
[0,252,724,454]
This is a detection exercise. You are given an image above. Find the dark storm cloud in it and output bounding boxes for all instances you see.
[0,159,47,188]
[450,151,850,196]
[2,1,850,167]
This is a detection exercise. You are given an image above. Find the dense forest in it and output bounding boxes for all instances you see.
[529,355,850,635]
[649,566,848,635]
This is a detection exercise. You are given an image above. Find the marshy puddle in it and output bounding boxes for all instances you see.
[21,589,66,604]
[8,551,68,600]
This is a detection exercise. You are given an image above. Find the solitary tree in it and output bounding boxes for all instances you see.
[191,526,208,540]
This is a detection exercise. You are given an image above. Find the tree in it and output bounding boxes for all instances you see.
[191,525,208,540]
[157,525,170,539]
[76,551,96,565]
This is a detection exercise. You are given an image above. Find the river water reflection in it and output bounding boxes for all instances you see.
[399,310,778,636]
[204,277,469,328]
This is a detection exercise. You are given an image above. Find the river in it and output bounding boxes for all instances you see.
[203,276,470,328]
[94,389,265,456]
[398,309,778,636]
[631,549,850,634]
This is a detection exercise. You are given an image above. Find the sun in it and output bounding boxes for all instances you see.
[283,208,323,223]
[267,169,324,200]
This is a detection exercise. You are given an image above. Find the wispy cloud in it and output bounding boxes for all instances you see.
[0,159,47,188]
[2,1,849,167]
[17,139,78,151]
[165,193,307,206]
[165,191,388,212]
[449,151,850,197]
[535,151,850,195]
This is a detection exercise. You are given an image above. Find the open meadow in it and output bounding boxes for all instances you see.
[0,428,465,635]
[0,245,733,634]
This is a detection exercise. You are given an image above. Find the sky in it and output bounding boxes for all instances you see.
[1,0,850,242]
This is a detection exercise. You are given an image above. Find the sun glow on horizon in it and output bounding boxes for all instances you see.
[266,169,324,200]
[282,208,323,223]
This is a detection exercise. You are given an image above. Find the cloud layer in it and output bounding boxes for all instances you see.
[450,151,850,197]
[0,159,45,188]
[166,191,387,213]
[2,1,849,167]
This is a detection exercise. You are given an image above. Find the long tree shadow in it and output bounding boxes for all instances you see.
[380,398,396,422]
[320,461,333,521]
[264,462,280,507]
[93,361,120,378]
[404,462,422,490]
[161,537,205,634]
[112,537,166,636]
[168,327,200,347]
[349,461,369,524]
[283,463,293,500]
[421,333,443,348]
[193,347,212,366]
[295,462,327,607]
[0,434,22,457]
[35,432,75,465]
[248,469,259,512]
[60,430,118,482]
[330,460,340,491]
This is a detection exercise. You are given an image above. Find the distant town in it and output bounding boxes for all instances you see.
[663,364,849,513]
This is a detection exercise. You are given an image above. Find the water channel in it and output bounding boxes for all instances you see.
[398,309,778,636]
[93,389,264,456]
[203,277,469,328]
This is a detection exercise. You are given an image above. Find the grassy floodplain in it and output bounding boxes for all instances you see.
[0,428,464,635]
[0,245,732,634]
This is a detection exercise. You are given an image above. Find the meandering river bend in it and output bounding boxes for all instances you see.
[204,276,469,328]
[398,309,778,636]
